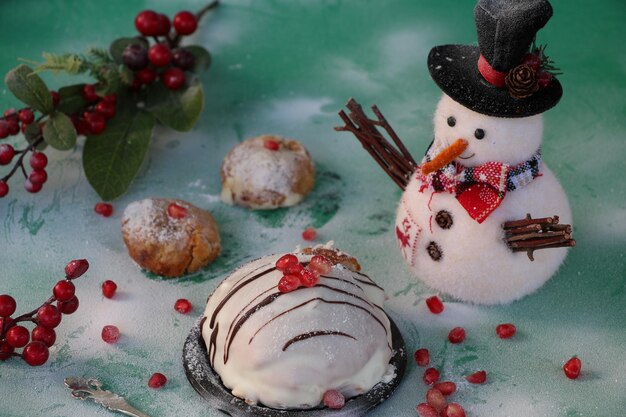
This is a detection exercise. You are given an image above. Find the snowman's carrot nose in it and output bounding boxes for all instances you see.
[420,139,468,175]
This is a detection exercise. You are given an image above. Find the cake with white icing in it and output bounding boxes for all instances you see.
[201,247,394,410]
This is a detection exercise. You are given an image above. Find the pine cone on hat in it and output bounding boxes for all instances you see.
[505,64,540,99]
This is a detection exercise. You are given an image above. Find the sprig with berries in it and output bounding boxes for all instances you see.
[0,2,218,201]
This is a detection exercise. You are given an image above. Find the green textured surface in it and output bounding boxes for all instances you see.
[0,1,625,416]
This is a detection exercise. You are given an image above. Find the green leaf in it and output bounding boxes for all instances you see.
[184,46,212,72]
[24,122,47,150]
[57,84,87,114]
[83,106,155,200]
[109,37,148,64]
[43,112,77,150]
[145,79,204,132]
[4,64,53,114]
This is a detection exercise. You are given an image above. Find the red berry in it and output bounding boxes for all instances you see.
[563,357,582,380]
[29,169,48,185]
[496,323,516,339]
[102,280,117,299]
[0,340,15,361]
[37,305,62,328]
[174,298,192,314]
[95,202,114,217]
[275,254,299,271]
[29,151,48,169]
[65,259,89,279]
[302,227,317,241]
[448,327,466,344]
[50,91,60,107]
[0,121,9,138]
[308,255,332,274]
[425,296,444,314]
[466,370,487,384]
[103,94,117,105]
[167,202,187,219]
[423,367,440,385]
[57,296,80,314]
[263,139,280,151]
[6,325,30,348]
[22,341,49,366]
[416,403,439,417]
[522,53,542,71]
[95,100,116,119]
[0,294,17,317]
[53,280,76,302]
[86,112,106,135]
[0,144,15,165]
[414,348,430,366]
[161,68,185,90]
[173,11,198,35]
[24,179,42,194]
[156,14,171,36]
[0,181,8,198]
[537,71,553,88]
[426,388,447,413]
[7,120,19,135]
[136,67,157,84]
[433,381,456,396]
[322,389,345,409]
[278,275,301,293]
[18,109,34,124]
[284,263,305,276]
[172,49,195,70]
[31,326,56,347]
[3,109,17,119]
[82,84,98,102]
[135,10,160,36]
[299,269,320,287]
[441,403,466,417]
[148,372,168,388]
[148,44,172,67]
[101,325,120,344]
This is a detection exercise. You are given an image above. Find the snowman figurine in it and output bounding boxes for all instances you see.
[337,0,575,304]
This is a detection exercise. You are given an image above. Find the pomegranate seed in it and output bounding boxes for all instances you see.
[416,403,439,417]
[423,367,440,385]
[102,280,117,299]
[496,323,516,339]
[308,255,332,274]
[174,299,193,314]
[101,325,120,344]
[31,326,56,347]
[299,269,320,287]
[425,296,444,314]
[275,254,299,271]
[448,327,466,344]
[302,227,317,241]
[57,296,79,314]
[563,357,582,380]
[37,305,62,328]
[441,403,466,417]
[278,275,300,293]
[22,341,49,366]
[433,381,456,396]
[6,325,30,348]
[466,370,487,384]
[0,340,15,361]
[414,348,430,366]
[65,259,89,279]
[0,294,17,317]
[426,388,447,413]
[263,139,280,151]
[148,372,168,388]
[167,203,187,219]
[322,389,345,409]
[53,280,76,302]
[284,263,304,276]
[94,202,113,217]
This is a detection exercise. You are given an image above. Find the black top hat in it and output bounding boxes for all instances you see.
[428,0,562,118]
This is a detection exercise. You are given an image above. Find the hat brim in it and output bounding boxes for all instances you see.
[428,45,562,118]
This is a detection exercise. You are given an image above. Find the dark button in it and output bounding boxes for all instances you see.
[435,210,453,229]
[427,241,443,261]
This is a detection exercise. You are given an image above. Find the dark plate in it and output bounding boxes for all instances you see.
[182,315,407,417]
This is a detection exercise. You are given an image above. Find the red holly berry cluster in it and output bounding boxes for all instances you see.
[0,259,89,366]
[71,89,118,136]
[275,254,332,293]
[127,10,200,92]
[521,52,554,88]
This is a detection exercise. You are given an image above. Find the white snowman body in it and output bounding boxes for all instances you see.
[395,94,571,305]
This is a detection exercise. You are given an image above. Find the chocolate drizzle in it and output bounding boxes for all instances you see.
[282,331,357,352]
[208,322,219,366]
[353,271,384,290]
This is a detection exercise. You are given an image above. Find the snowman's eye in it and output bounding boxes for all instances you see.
[474,129,485,140]
[447,117,456,127]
